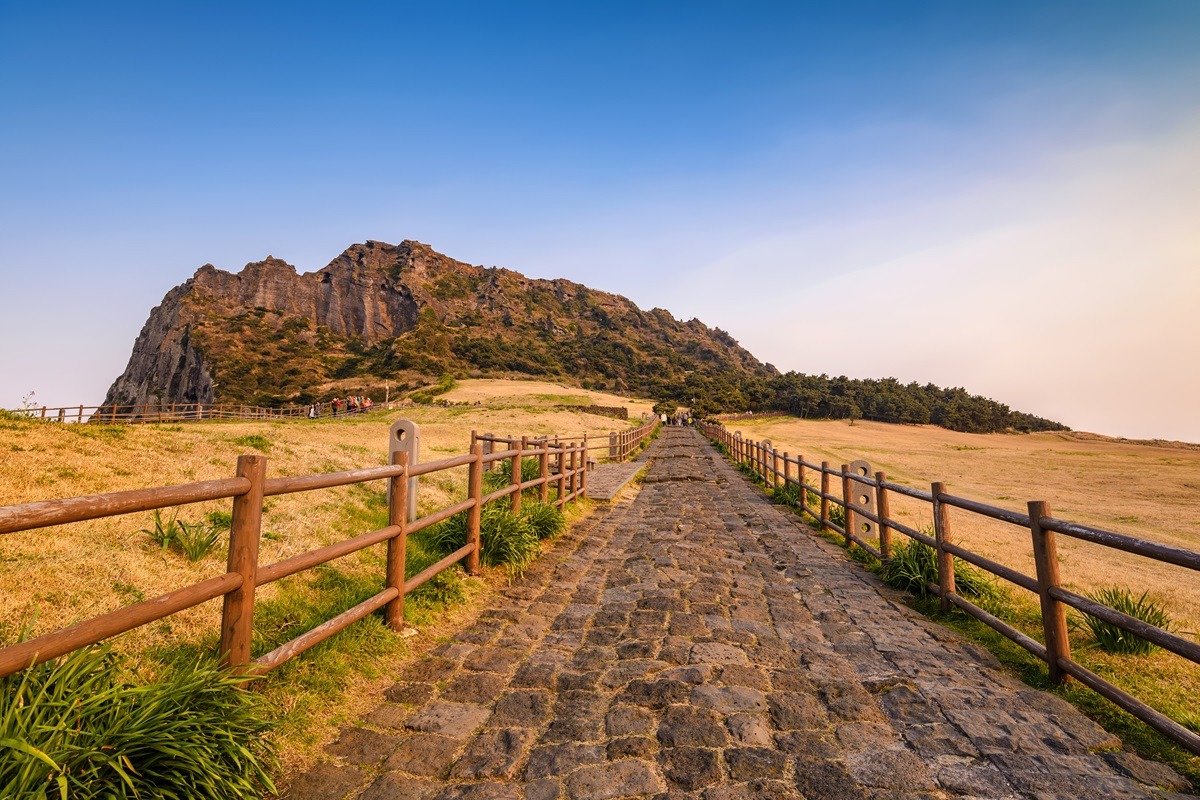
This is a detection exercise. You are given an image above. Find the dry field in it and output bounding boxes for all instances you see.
[0,380,649,654]
[724,416,1200,630]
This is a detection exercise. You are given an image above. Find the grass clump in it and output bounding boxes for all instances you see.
[424,501,564,577]
[231,433,271,453]
[878,536,1004,607]
[0,645,275,799]
[139,509,224,562]
[1078,586,1173,655]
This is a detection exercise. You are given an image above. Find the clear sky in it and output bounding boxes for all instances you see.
[1,1,1197,441]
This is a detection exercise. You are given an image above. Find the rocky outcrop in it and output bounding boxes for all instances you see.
[103,240,777,407]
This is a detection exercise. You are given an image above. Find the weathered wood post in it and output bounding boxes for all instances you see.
[467,443,484,575]
[820,461,831,531]
[385,451,409,630]
[773,449,782,489]
[798,456,807,514]
[1029,500,1071,684]
[841,464,855,547]
[876,471,892,560]
[931,482,955,612]
[783,453,792,489]
[539,441,550,504]
[219,454,267,668]
[556,443,567,509]
[609,431,618,461]
[569,445,578,499]
[581,439,589,499]
[77,405,83,423]
[510,439,524,515]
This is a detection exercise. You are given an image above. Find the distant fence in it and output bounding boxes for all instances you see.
[0,421,589,679]
[5,402,322,425]
[699,419,1200,756]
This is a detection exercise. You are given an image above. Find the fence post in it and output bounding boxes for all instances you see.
[931,482,955,612]
[581,440,589,499]
[773,449,782,489]
[820,461,831,531]
[510,439,523,515]
[467,443,483,575]
[556,443,567,509]
[876,471,892,560]
[219,454,267,669]
[77,405,83,423]
[841,465,855,547]
[539,442,550,504]
[569,445,578,499]
[384,451,409,630]
[1029,500,1071,684]
[783,453,792,488]
[609,431,617,461]
[798,456,807,514]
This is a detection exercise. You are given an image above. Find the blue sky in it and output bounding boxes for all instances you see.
[2,1,1198,440]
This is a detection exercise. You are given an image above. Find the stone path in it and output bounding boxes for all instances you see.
[287,428,1190,800]
[585,452,651,501]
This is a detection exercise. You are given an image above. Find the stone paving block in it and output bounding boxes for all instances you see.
[524,742,606,779]
[661,746,722,791]
[325,727,402,765]
[565,760,665,799]
[359,773,440,800]
[405,702,492,739]
[382,733,461,777]
[450,727,535,779]
[284,762,366,800]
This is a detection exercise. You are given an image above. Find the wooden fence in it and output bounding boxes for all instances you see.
[0,429,589,679]
[607,419,659,461]
[699,420,1200,756]
[472,418,657,466]
[6,402,316,425]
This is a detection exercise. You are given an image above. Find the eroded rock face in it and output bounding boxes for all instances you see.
[101,241,437,408]
[102,239,776,407]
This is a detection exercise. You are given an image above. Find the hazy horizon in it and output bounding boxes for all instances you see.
[2,2,1197,442]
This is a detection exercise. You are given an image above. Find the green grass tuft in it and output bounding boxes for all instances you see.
[1078,586,1173,655]
[0,645,275,799]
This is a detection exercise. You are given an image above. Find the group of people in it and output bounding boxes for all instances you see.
[306,395,374,418]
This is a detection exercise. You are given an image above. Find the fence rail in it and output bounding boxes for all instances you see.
[698,420,1200,756]
[0,426,589,679]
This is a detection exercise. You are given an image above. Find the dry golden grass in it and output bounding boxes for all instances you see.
[0,380,644,654]
[439,377,656,419]
[725,416,1200,630]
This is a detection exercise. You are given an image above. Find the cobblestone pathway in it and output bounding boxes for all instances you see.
[288,428,1190,800]
[584,451,650,501]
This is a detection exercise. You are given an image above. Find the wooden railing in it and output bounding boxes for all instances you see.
[607,419,659,461]
[699,420,1200,756]
[0,431,589,679]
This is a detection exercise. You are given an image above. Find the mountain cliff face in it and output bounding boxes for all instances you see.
[103,240,775,407]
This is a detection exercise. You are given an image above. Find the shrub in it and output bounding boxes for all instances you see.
[423,505,544,577]
[879,536,1001,604]
[523,503,566,540]
[0,646,275,798]
[1079,586,1173,655]
[770,483,804,508]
